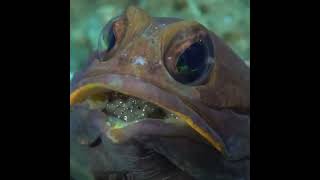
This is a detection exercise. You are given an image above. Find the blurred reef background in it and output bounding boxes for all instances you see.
[70,0,250,79]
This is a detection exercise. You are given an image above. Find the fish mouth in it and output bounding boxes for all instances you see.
[70,73,226,154]
[88,90,180,129]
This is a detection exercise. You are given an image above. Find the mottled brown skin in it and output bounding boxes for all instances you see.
[70,6,250,180]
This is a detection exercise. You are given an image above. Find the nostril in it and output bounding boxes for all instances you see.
[89,136,102,148]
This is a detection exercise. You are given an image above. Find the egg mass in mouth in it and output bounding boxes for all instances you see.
[82,91,181,129]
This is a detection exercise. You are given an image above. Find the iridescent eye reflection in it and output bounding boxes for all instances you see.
[173,38,215,85]
[176,41,209,83]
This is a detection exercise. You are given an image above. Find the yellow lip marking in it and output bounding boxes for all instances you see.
[70,83,108,106]
[174,112,224,153]
[70,83,225,154]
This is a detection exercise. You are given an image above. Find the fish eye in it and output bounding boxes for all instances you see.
[97,16,125,61]
[89,136,102,148]
[98,24,116,61]
[176,41,211,83]
[165,35,215,85]
[105,27,116,52]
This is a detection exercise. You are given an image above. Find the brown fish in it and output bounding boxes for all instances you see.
[70,6,249,180]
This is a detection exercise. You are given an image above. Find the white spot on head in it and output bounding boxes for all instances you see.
[133,56,146,66]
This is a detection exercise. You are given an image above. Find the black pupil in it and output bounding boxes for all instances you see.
[176,42,209,84]
[105,27,116,52]
[98,23,117,61]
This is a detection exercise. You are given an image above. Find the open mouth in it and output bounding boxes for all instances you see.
[69,74,244,178]
[70,74,226,154]
[80,90,182,129]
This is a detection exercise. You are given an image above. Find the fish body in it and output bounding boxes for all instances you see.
[70,6,250,180]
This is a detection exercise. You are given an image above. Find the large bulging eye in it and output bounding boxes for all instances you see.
[97,16,126,61]
[176,41,210,83]
[97,24,116,61]
[104,27,116,52]
[165,35,215,85]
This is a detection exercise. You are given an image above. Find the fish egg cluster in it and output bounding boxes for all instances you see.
[103,92,167,123]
